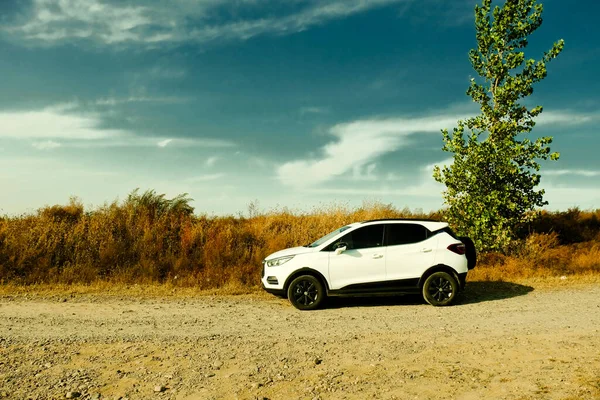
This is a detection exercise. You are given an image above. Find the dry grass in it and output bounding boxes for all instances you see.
[1,276,597,300]
[470,232,600,282]
[0,281,265,299]
[1,191,599,292]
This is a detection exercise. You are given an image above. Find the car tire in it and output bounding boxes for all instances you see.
[459,236,477,270]
[422,271,458,306]
[287,275,325,310]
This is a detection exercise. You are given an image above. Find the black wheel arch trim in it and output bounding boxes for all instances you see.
[419,264,464,290]
[283,268,330,292]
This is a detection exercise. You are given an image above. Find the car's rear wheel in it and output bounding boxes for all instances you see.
[422,271,458,306]
[287,275,325,310]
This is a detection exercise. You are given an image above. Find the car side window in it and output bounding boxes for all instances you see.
[386,224,429,246]
[335,225,384,250]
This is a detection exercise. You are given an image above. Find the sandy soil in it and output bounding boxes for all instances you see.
[1,282,599,400]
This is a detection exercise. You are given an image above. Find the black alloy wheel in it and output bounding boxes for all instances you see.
[422,271,458,306]
[287,275,325,310]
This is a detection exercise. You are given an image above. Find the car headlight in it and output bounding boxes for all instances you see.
[266,256,294,267]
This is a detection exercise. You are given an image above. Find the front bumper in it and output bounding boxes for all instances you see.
[260,259,289,291]
[262,285,286,297]
[261,261,285,295]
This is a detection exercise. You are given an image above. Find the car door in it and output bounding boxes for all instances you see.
[327,224,386,290]
[384,223,438,282]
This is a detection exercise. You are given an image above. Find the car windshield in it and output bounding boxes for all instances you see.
[306,225,352,248]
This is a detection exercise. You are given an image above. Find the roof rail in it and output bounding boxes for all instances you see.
[361,218,442,224]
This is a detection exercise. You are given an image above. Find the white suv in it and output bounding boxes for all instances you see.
[261,219,476,310]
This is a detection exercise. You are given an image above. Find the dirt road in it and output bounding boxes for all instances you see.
[1,282,599,400]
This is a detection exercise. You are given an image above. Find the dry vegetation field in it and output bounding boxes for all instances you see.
[1,192,600,290]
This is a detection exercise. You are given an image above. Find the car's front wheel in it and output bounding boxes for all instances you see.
[287,275,325,310]
[422,271,458,306]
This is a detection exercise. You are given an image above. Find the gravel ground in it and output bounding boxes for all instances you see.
[1,282,599,400]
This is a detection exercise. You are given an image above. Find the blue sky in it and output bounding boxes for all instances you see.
[0,0,598,216]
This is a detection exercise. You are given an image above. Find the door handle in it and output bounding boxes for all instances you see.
[372,254,383,259]
[421,248,432,253]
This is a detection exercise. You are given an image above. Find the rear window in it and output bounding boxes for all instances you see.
[386,224,430,245]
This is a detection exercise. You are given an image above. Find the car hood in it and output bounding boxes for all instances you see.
[265,246,317,260]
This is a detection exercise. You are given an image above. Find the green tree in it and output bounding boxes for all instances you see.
[433,0,564,252]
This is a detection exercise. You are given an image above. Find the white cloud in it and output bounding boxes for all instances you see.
[0,106,126,140]
[300,106,329,115]
[544,169,600,177]
[542,184,600,210]
[277,114,468,188]
[45,102,80,112]
[248,156,271,168]
[73,137,233,149]
[13,0,150,43]
[147,66,187,80]
[351,163,377,181]
[187,0,413,46]
[385,172,402,181]
[205,156,219,167]
[277,109,596,189]
[32,140,62,150]
[306,184,443,198]
[157,139,173,148]
[0,103,235,148]
[306,158,446,200]
[185,173,226,183]
[536,112,594,126]
[422,157,453,173]
[5,0,410,46]
[95,96,189,106]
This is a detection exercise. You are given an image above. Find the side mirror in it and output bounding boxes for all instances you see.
[334,242,347,255]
